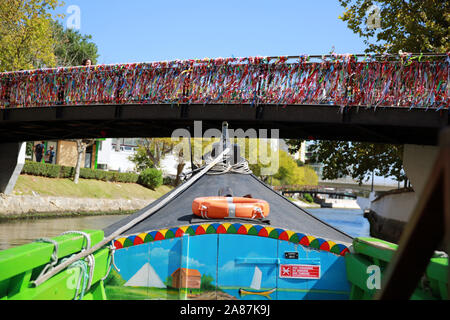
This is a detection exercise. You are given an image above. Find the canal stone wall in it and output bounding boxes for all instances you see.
[0,194,151,216]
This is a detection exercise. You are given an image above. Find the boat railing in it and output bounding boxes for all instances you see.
[0,229,110,300]
[345,236,448,300]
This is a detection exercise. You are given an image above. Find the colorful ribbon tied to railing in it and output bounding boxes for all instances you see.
[0,54,448,109]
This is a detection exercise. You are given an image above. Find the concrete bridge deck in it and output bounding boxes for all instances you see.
[0,103,448,144]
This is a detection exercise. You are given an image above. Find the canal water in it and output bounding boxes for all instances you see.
[307,208,370,239]
[0,215,124,251]
[0,208,370,251]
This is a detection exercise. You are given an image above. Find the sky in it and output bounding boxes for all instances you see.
[54,0,368,65]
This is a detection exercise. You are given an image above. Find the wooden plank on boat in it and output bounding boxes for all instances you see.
[352,237,397,263]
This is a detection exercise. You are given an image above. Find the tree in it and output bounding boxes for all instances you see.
[338,0,449,54]
[130,136,319,187]
[307,140,405,184]
[73,139,95,184]
[291,1,449,187]
[174,147,186,187]
[50,21,99,184]
[0,0,63,71]
[200,274,215,291]
[272,149,318,186]
[0,2,100,183]
[285,138,407,185]
[129,138,177,170]
[129,138,191,186]
[52,20,99,66]
[128,145,155,172]
[234,138,318,186]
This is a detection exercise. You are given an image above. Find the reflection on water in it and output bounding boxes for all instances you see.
[0,215,125,250]
[0,208,370,251]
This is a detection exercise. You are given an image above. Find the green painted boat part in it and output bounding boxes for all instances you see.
[345,237,448,300]
[0,229,110,300]
[1,232,447,300]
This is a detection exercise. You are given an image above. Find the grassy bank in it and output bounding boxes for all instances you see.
[13,174,172,200]
[0,175,173,221]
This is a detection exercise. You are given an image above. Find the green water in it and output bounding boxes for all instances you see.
[0,215,125,250]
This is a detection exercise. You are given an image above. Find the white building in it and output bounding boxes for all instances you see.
[96,138,192,177]
[292,141,306,164]
[96,138,140,173]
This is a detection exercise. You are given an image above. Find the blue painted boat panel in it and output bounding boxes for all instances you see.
[108,233,349,300]
[277,240,350,300]
[218,234,278,300]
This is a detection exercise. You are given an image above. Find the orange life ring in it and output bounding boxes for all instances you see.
[192,196,270,219]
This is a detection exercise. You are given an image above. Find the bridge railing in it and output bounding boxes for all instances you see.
[0,54,448,109]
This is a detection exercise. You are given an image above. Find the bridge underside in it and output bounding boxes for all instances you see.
[0,104,448,145]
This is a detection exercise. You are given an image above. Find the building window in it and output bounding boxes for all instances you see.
[85,145,93,168]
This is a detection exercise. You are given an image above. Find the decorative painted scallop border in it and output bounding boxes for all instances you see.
[113,222,350,256]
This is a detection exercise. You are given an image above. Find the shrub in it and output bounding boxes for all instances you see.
[22,161,139,183]
[138,168,163,189]
[163,176,175,186]
[21,161,140,184]
[125,173,139,183]
[45,164,61,178]
[303,193,314,203]
[114,172,139,183]
[79,168,139,183]
[22,161,60,178]
[93,169,109,181]
[60,166,75,178]
[22,161,41,175]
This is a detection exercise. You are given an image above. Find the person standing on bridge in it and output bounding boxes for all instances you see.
[82,59,92,67]
[34,141,45,163]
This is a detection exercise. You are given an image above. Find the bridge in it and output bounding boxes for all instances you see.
[280,189,357,199]
[0,54,448,144]
[1,53,448,299]
[0,53,448,195]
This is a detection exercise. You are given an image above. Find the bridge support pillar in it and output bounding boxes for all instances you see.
[0,142,26,195]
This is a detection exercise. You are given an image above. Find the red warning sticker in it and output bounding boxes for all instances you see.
[279,264,320,279]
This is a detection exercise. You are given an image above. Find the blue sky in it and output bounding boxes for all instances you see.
[54,0,367,65]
